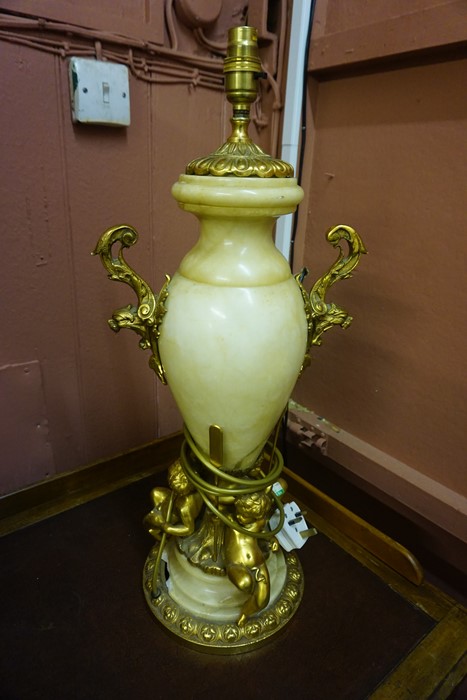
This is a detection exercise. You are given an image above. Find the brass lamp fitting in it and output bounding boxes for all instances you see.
[223,26,263,115]
[186,26,293,178]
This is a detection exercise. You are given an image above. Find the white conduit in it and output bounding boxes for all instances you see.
[275,0,313,265]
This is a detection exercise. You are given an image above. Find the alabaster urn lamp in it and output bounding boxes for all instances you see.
[93,26,366,653]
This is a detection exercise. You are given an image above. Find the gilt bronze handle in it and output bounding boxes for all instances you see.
[295,225,367,372]
[92,224,170,384]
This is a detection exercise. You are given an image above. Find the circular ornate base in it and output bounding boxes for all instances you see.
[143,543,304,654]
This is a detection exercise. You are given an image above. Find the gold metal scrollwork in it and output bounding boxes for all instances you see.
[186,119,294,178]
[92,224,170,384]
[295,225,367,372]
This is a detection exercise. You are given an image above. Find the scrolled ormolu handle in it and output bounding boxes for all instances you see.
[92,224,170,384]
[295,225,367,372]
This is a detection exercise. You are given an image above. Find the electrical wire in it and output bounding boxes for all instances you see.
[181,428,285,541]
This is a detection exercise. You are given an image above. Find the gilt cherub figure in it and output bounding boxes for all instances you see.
[143,459,203,539]
[224,489,276,626]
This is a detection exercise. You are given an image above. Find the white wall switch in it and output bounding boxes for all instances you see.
[69,58,130,126]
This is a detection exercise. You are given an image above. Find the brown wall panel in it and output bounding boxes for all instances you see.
[0,15,198,487]
[0,361,53,493]
[0,0,166,44]
[0,44,87,483]
[0,1,284,494]
[294,56,467,497]
[310,0,467,73]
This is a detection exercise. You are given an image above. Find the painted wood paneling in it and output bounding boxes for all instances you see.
[293,2,467,502]
[0,19,227,490]
[0,2,248,492]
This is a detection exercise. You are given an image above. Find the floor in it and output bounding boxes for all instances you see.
[0,473,463,700]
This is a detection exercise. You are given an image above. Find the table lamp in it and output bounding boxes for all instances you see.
[93,25,366,653]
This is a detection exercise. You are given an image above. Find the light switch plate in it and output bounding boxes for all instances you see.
[69,57,130,126]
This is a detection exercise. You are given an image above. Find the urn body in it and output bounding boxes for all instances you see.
[160,175,306,471]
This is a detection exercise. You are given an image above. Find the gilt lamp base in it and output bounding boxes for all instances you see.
[143,539,304,654]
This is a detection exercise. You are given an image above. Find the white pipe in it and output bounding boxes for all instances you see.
[275,0,313,264]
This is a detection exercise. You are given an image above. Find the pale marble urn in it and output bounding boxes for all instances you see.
[164,174,306,472]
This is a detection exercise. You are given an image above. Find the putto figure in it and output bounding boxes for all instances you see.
[224,490,276,626]
[144,459,203,539]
